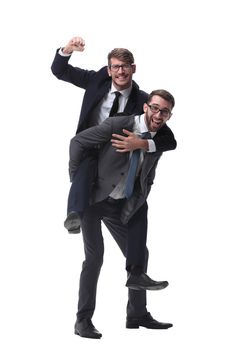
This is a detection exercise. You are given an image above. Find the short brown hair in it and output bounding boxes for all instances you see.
[148,89,175,108]
[107,48,134,66]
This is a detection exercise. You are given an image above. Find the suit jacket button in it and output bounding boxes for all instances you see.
[121,172,124,176]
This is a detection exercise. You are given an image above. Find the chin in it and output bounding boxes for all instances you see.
[116,79,129,87]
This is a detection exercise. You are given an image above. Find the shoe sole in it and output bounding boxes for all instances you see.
[126,324,173,329]
[74,330,102,339]
[126,282,168,291]
[68,228,81,234]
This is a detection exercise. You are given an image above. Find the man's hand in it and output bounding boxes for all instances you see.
[111,129,148,152]
[62,36,85,55]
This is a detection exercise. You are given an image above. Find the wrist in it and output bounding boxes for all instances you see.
[62,46,73,55]
[139,139,149,151]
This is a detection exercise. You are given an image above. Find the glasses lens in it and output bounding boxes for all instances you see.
[163,111,170,117]
[148,104,171,117]
[149,105,160,113]
[110,64,131,71]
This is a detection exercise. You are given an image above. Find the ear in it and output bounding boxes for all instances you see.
[131,64,136,73]
[143,102,148,113]
[107,66,112,77]
[165,113,172,122]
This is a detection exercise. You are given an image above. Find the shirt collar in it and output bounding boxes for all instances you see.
[137,114,156,138]
[110,83,132,99]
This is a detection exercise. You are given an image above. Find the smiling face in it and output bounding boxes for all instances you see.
[107,57,136,90]
[144,95,173,132]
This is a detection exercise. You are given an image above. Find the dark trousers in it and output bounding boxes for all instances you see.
[104,200,148,271]
[67,155,97,215]
[77,199,149,321]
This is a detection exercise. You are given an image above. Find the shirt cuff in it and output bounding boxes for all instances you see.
[58,47,72,57]
[147,139,156,153]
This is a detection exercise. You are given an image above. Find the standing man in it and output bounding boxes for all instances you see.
[51,37,176,338]
[69,90,176,338]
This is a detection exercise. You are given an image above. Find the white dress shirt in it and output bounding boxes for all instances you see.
[110,114,156,199]
[90,85,132,125]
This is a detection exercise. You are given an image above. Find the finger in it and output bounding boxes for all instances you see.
[79,38,85,46]
[111,134,126,141]
[79,39,85,48]
[112,143,130,152]
[122,129,133,136]
[111,142,125,149]
[111,139,126,146]
[115,149,129,153]
[72,37,85,49]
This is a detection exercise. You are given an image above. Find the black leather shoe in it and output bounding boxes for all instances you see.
[74,319,102,339]
[126,312,173,329]
[64,211,81,234]
[126,272,168,291]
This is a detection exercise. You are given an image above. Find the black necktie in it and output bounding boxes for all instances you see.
[124,132,151,199]
[109,91,121,117]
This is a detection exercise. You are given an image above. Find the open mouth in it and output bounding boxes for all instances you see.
[116,73,128,79]
[152,118,161,126]
[117,76,127,81]
[150,118,162,130]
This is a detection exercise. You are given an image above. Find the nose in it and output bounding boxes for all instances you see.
[153,110,162,118]
[118,66,124,73]
[153,110,165,120]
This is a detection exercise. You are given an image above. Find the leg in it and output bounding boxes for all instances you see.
[126,202,169,291]
[126,201,148,271]
[103,216,172,329]
[103,215,148,318]
[77,205,103,321]
[67,155,97,215]
[65,155,97,233]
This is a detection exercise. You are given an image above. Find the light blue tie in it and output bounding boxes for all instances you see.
[124,132,151,199]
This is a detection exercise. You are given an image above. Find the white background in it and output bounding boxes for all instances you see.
[1,0,232,349]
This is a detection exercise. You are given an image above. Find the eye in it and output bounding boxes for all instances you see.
[150,105,159,112]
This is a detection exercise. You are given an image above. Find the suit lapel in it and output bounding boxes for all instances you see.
[124,84,137,114]
[94,80,111,105]
[85,80,111,116]
[141,152,162,180]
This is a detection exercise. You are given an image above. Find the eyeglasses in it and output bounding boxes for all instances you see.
[147,104,172,118]
[109,64,133,72]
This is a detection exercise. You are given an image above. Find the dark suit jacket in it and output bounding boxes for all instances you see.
[69,115,176,224]
[51,49,149,133]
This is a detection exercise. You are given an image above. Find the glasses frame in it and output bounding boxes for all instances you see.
[109,63,134,72]
[147,104,172,118]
